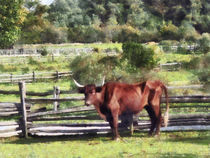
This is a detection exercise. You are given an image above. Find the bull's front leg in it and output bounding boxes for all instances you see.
[106,114,114,139]
[94,105,107,121]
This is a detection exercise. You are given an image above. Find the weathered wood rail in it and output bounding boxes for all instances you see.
[0,82,210,138]
[0,71,72,83]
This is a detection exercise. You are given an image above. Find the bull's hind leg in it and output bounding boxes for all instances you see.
[144,105,156,136]
[148,88,163,136]
[152,105,162,136]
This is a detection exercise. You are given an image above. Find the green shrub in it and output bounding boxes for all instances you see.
[68,26,105,43]
[138,29,161,43]
[159,22,180,40]
[197,33,210,54]
[93,47,101,53]
[122,42,157,69]
[70,54,105,84]
[41,26,68,44]
[39,47,48,56]
[182,57,201,69]
[70,53,138,84]
[28,57,40,65]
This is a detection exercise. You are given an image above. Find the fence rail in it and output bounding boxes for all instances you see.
[0,71,72,83]
[0,82,209,138]
[0,48,93,56]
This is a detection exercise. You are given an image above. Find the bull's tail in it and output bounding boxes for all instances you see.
[161,84,169,127]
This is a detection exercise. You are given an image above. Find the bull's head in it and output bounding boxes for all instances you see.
[73,77,105,106]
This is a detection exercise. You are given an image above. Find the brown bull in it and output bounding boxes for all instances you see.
[74,79,169,140]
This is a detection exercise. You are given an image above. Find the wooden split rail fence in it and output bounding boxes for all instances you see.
[0,82,210,138]
[0,71,72,83]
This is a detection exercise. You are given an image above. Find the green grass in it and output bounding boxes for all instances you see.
[0,131,209,158]
[157,70,200,85]
[0,79,73,102]
[21,43,122,50]
[158,53,198,64]
[0,45,209,157]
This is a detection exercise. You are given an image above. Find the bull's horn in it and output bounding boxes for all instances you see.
[73,79,84,87]
[101,76,105,86]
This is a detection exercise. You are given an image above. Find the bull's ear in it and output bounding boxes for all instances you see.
[96,86,102,92]
[78,87,85,93]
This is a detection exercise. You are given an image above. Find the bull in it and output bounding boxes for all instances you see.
[74,79,169,140]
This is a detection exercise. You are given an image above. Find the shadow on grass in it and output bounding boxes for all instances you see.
[4,131,148,145]
[126,152,202,158]
[4,131,209,146]
[158,152,199,158]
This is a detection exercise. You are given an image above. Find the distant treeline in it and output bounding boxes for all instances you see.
[0,0,210,48]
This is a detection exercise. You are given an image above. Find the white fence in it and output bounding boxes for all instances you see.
[0,48,93,56]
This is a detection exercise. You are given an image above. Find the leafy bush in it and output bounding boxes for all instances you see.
[28,57,41,65]
[70,54,106,84]
[182,57,201,69]
[38,47,48,56]
[197,33,210,54]
[138,29,161,43]
[68,26,105,43]
[41,26,68,44]
[122,42,157,69]
[178,22,201,42]
[70,53,141,84]
[159,22,180,40]
[115,28,141,43]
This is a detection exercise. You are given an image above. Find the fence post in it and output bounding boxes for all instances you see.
[19,81,28,138]
[56,71,59,80]
[32,71,35,82]
[10,73,13,83]
[53,86,60,111]
[51,53,54,62]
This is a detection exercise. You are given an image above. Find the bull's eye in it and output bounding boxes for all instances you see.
[89,90,95,94]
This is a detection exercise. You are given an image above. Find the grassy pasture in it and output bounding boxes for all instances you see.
[0,43,209,157]
[0,131,209,158]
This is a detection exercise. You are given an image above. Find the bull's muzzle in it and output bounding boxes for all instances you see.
[85,101,91,106]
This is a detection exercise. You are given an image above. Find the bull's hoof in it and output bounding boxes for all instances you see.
[154,132,160,137]
[113,136,121,141]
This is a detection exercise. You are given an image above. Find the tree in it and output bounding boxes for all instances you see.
[20,0,61,44]
[0,0,25,48]
[48,0,86,27]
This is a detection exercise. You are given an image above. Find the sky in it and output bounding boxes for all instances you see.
[40,0,54,5]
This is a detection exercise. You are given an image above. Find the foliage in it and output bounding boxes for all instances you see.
[38,47,48,56]
[195,53,210,84]
[197,33,210,54]
[41,26,68,44]
[68,26,105,43]
[122,42,157,69]
[20,1,66,44]
[10,0,208,44]
[0,0,25,48]
[70,54,106,84]
[159,22,180,40]
[112,25,141,43]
